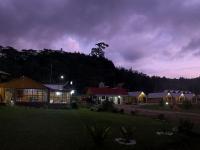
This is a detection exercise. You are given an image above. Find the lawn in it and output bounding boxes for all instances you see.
[0,106,199,150]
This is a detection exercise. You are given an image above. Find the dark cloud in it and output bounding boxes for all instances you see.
[182,38,200,52]
[1,0,200,77]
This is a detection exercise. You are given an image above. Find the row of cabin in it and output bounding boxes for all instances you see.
[85,87,197,105]
[0,76,73,105]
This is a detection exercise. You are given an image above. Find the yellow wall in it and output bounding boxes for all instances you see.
[0,88,5,103]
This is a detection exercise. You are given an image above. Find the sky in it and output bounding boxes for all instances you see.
[1,0,200,78]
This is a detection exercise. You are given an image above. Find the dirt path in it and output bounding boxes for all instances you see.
[116,105,200,124]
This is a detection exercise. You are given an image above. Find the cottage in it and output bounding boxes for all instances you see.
[86,87,128,104]
[126,91,147,104]
[148,92,172,103]
[0,76,48,104]
[171,92,184,103]
[171,92,196,103]
[44,84,72,104]
[184,93,197,103]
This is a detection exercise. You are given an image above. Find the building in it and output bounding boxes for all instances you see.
[0,76,48,104]
[171,92,196,104]
[44,84,72,104]
[148,90,197,104]
[148,92,172,103]
[125,91,147,104]
[86,87,128,104]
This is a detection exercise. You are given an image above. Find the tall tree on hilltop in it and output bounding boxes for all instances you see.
[90,42,109,58]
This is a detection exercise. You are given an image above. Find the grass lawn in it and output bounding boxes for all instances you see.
[0,106,200,150]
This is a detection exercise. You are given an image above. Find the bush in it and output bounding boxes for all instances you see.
[120,126,135,143]
[158,113,165,121]
[178,119,194,135]
[159,99,164,107]
[86,124,110,146]
[112,107,119,113]
[182,100,192,109]
[71,101,78,109]
[101,100,114,111]
[119,108,124,114]
[130,109,137,115]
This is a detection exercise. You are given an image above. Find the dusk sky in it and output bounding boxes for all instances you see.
[1,0,200,78]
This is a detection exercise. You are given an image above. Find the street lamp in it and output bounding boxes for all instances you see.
[70,90,75,95]
[60,75,64,79]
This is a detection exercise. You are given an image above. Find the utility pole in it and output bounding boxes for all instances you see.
[50,64,53,83]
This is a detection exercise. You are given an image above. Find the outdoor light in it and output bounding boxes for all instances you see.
[70,90,75,95]
[56,91,61,96]
[60,75,64,79]
[70,81,73,85]
[50,99,54,103]
[118,96,121,98]
[166,102,169,105]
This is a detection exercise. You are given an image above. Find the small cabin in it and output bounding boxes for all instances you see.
[86,87,128,105]
[126,91,147,104]
[148,92,172,103]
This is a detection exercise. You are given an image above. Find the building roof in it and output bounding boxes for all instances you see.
[87,87,128,96]
[148,92,169,98]
[184,93,195,99]
[0,76,47,89]
[44,84,70,91]
[170,93,182,97]
[128,91,144,97]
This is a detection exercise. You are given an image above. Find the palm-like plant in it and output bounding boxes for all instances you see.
[86,124,110,146]
[120,126,135,143]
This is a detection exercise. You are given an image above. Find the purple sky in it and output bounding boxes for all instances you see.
[1,0,200,78]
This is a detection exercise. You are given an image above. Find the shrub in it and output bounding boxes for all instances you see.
[120,126,135,143]
[101,100,114,111]
[71,101,78,109]
[130,109,137,115]
[119,108,124,114]
[158,113,165,121]
[159,99,164,107]
[178,119,194,135]
[112,107,119,113]
[86,124,110,146]
[182,100,192,109]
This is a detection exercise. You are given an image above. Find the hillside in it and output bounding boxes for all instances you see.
[1,46,200,94]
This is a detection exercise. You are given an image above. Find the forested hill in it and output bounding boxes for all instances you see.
[1,46,200,94]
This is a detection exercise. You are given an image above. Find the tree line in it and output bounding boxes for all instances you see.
[1,45,200,94]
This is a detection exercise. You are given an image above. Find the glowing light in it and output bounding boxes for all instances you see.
[60,75,64,79]
[118,96,121,98]
[70,81,73,85]
[50,99,54,103]
[70,90,75,95]
[166,102,169,105]
[56,91,61,96]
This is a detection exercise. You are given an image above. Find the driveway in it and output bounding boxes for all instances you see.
[116,105,200,124]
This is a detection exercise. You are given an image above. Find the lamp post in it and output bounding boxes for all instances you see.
[60,75,64,80]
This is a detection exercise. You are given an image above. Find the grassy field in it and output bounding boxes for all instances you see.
[0,106,200,150]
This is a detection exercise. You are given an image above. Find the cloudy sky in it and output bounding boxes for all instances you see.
[1,0,200,78]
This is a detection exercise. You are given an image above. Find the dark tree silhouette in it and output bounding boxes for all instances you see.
[90,42,109,58]
[1,45,200,94]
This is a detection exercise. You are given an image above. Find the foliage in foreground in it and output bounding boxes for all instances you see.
[119,126,135,143]
[86,124,111,146]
